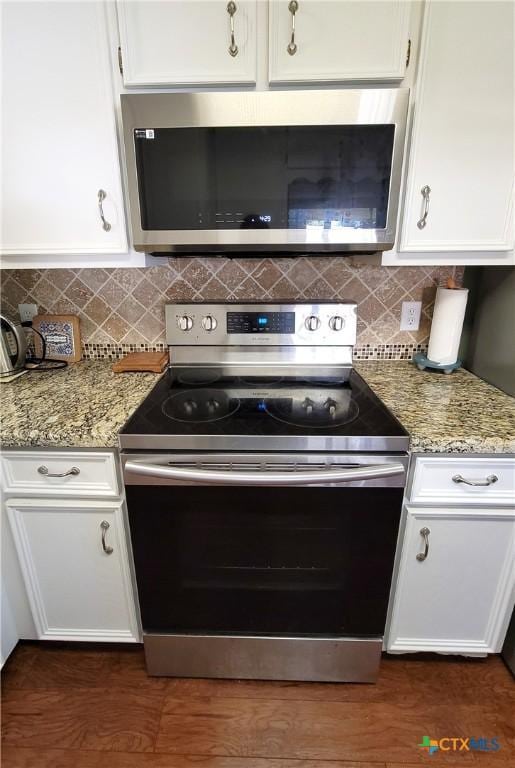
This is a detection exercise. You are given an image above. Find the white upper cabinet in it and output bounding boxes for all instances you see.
[269,1,411,83]
[400,0,514,252]
[117,1,257,86]
[1,2,127,257]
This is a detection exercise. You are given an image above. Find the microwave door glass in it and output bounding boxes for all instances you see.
[134,125,395,232]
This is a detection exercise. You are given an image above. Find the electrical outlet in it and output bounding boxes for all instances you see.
[18,303,38,323]
[400,301,422,331]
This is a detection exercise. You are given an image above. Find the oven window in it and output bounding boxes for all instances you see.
[127,485,402,637]
[134,125,395,231]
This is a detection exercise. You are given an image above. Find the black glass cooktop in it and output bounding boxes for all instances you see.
[120,369,408,451]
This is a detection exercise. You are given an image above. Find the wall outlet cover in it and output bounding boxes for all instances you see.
[400,301,422,331]
[18,303,38,323]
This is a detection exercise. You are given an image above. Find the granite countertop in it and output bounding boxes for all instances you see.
[0,361,160,449]
[356,361,515,454]
[1,360,514,453]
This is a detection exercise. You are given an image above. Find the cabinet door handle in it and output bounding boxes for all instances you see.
[38,465,80,478]
[287,0,299,55]
[452,473,498,487]
[417,185,431,229]
[100,520,114,555]
[416,526,430,561]
[227,2,238,57]
[97,189,111,232]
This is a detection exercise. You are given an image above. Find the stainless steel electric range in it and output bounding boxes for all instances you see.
[120,302,409,683]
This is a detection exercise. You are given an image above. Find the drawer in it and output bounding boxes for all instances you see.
[0,451,119,498]
[409,456,515,506]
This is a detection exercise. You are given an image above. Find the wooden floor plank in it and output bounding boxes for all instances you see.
[155,696,478,763]
[6,644,117,690]
[2,686,166,753]
[2,643,514,768]
[0,746,101,768]
[1,747,386,768]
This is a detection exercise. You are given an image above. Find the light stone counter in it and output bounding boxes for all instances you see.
[1,360,514,453]
[356,361,515,454]
[0,361,160,448]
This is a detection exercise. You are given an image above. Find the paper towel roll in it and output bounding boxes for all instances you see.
[427,287,469,365]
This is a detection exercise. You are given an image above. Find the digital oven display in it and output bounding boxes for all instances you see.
[227,312,295,334]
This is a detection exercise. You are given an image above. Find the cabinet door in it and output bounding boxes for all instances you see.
[269,1,410,83]
[400,0,514,252]
[387,506,515,655]
[6,499,139,642]
[1,2,127,256]
[117,1,257,86]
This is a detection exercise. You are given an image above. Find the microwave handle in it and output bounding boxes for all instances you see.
[124,460,405,486]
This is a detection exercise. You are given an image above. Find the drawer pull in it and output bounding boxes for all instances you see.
[416,527,430,562]
[97,189,111,232]
[100,520,113,555]
[38,465,80,478]
[417,184,431,229]
[287,0,299,55]
[227,1,238,57]
[452,473,498,487]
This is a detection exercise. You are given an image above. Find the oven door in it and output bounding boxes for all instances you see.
[121,89,409,254]
[124,453,406,681]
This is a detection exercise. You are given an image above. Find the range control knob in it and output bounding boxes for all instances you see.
[177,315,193,331]
[329,315,345,331]
[206,399,220,415]
[201,315,218,332]
[302,397,315,416]
[305,315,321,332]
[325,398,337,419]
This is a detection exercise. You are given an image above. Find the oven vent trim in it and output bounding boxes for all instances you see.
[167,461,361,473]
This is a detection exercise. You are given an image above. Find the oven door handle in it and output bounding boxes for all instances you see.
[124,461,405,486]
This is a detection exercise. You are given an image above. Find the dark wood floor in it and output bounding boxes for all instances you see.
[2,643,514,767]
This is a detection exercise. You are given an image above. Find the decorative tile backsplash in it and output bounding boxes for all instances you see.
[0,258,464,358]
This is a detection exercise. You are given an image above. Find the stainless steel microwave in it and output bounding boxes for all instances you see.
[121,89,409,256]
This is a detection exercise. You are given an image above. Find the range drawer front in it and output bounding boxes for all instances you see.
[1,451,119,497]
[409,456,515,506]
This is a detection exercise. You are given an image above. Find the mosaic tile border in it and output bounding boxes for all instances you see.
[83,342,166,361]
[353,343,427,360]
[82,341,427,362]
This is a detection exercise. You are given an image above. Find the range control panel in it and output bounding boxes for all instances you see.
[166,303,357,347]
[227,311,296,335]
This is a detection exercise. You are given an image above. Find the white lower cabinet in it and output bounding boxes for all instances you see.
[387,505,515,655]
[6,498,139,643]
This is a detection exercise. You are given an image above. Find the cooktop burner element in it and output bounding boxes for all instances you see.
[162,389,240,423]
[266,390,359,429]
[176,369,221,386]
[119,302,409,453]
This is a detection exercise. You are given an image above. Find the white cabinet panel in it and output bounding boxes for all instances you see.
[6,499,139,642]
[1,581,19,667]
[269,1,410,83]
[1,2,127,256]
[117,1,257,86]
[387,506,515,655]
[1,450,119,498]
[400,0,514,252]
